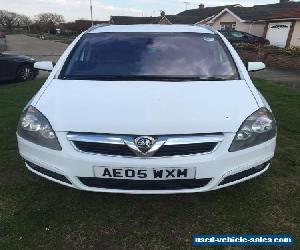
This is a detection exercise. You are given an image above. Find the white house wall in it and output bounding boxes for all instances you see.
[248,23,265,37]
[290,20,300,47]
[212,12,265,37]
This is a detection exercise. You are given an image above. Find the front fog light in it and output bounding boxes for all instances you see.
[17,106,62,150]
[229,107,276,152]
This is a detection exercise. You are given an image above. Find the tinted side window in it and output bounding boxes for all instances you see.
[230,32,244,38]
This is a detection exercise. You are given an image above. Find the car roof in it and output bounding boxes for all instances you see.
[88,24,215,34]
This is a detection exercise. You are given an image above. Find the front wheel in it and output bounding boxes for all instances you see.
[16,65,34,82]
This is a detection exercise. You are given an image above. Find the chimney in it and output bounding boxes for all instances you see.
[280,0,289,3]
[160,11,166,17]
[199,4,205,9]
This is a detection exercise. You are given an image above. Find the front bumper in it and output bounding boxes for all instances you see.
[17,132,276,194]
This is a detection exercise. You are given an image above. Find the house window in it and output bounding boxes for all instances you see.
[220,22,236,30]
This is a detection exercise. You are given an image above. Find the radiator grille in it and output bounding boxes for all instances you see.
[68,133,223,158]
[73,141,218,157]
[78,177,212,190]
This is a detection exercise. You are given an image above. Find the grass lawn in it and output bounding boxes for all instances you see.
[0,79,299,249]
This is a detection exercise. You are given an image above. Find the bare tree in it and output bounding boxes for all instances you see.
[16,14,33,32]
[0,10,18,30]
[34,13,65,33]
[0,10,32,31]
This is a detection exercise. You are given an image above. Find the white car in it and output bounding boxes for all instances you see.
[17,25,276,194]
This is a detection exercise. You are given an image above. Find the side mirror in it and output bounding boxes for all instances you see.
[34,61,55,72]
[247,62,266,72]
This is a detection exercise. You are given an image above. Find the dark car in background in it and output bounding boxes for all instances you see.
[219,30,270,46]
[0,53,38,82]
[0,32,6,38]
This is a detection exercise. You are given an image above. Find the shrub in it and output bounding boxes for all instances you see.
[263,45,278,50]
[237,44,300,57]
[281,46,300,57]
[233,43,260,51]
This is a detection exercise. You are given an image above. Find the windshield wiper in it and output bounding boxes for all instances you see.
[198,77,234,81]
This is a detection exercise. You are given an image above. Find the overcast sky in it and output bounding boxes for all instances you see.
[0,0,283,21]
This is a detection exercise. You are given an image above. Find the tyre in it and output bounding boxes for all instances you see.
[16,65,34,82]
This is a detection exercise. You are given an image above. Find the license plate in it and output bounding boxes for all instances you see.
[94,167,196,180]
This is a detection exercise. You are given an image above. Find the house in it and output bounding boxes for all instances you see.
[110,1,300,48]
[163,15,207,25]
[263,8,300,47]
[178,0,300,47]
[110,12,203,25]
[110,5,243,25]
[110,16,161,25]
[62,20,109,34]
[110,5,243,26]
[177,4,242,23]
[207,7,267,37]
[191,1,300,47]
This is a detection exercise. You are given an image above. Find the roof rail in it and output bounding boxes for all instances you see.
[85,23,110,33]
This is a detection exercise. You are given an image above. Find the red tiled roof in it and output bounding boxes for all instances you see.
[269,9,300,19]
[178,2,300,22]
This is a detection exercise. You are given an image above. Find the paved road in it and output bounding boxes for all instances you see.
[5,34,68,79]
[250,68,300,90]
[6,34,68,61]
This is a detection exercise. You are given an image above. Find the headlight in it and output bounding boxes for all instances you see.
[229,107,276,152]
[17,106,62,150]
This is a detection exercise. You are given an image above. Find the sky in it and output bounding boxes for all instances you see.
[0,0,282,21]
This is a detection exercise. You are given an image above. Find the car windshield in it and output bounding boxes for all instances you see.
[61,32,239,81]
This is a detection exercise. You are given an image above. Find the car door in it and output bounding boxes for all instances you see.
[0,53,14,81]
[0,53,6,79]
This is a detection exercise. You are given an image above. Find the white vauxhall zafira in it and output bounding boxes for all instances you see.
[17,25,277,194]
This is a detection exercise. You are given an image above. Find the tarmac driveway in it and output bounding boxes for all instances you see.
[5,34,68,79]
[250,68,300,90]
[5,34,68,62]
